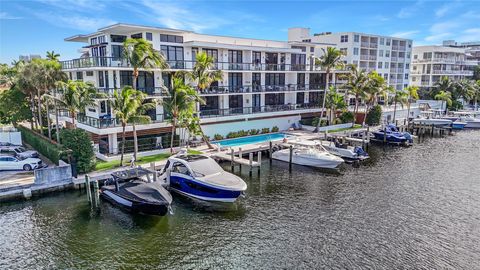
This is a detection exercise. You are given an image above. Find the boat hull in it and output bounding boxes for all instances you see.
[272,150,343,169]
[101,190,170,216]
[412,119,452,126]
[320,142,369,161]
[169,176,243,203]
[465,120,480,129]
[452,122,467,130]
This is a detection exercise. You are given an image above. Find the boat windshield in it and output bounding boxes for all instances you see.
[188,158,224,177]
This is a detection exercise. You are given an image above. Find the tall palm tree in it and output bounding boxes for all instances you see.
[46,51,60,61]
[110,86,142,166]
[55,80,98,127]
[123,38,168,90]
[162,75,204,152]
[404,85,419,122]
[314,47,344,131]
[433,76,454,98]
[325,86,347,123]
[435,90,452,114]
[344,64,368,121]
[392,89,408,123]
[362,71,386,126]
[128,92,156,161]
[187,51,223,148]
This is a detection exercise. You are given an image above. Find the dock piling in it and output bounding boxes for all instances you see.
[289,145,293,172]
[239,147,243,170]
[230,148,234,171]
[257,151,262,174]
[93,180,100,207]
[269,141,273,162]
[249,153,253,175]
[85,175,92,205]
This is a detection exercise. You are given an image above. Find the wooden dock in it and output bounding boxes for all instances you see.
[213,152,261,167]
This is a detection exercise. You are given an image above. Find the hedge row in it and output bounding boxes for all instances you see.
[18,126,62,165]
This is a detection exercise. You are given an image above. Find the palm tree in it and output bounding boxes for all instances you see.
[162,75,204,152]
[325,86,347,123]
[435,90,452,114]
[123,38,168,90]
[433,76,454,99]
[344,64,368,121]
[128,92,156,161]
[404,85,419,123]
[362,71,386,126]
[314,47,344,131]
[110,86,142,166]
[187,51,223,148]
[46,51,60,61]
[392,89,408,123]
[55,80,98,127]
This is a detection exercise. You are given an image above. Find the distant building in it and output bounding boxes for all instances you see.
[443,40,480,64]
[18,54,41,62]
[410,45,477,89]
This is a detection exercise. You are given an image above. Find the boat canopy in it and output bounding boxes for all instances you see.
[112,168,153,181]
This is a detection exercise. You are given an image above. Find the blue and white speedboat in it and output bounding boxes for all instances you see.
[371,124,413,145]
[158,153,247,202]
[451,121,467,130]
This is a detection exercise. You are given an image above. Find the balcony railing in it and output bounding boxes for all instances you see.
[361,42,369,48]
[199,103,322,119]
[61,57,308,71]
[369,43,378,49]
[201,84,341,94]
[76,113,165,129]
[431,70,474,75]
[95,87,169,96]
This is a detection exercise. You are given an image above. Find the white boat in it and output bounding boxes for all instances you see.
[453,112,480,129]
[272,140,344,169]
[317,140,369,161]
[412,117,452,126]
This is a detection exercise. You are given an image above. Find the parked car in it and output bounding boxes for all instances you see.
[0,146,39,159]
[0,155,45,171]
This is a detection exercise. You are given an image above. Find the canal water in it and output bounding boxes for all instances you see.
[1,131,479,269]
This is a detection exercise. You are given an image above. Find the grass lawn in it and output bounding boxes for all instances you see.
[94,149,203,172]
[326,124,363,133]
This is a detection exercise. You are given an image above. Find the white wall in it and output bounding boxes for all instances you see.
[201,116,300,137]
[0,131,22,145]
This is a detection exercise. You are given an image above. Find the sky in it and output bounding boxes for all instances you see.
[0,0,479,64]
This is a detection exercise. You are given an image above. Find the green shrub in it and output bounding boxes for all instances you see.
[226,132,237,139]
[333,118,343,125]
[311,118,327,127]
[261,128,270,134]
[60,129,96,174]
[213,134,223,140]
[249,129,259,135]
[366,105,382,126]
[271,126,279,132]
[18,126,62,165]
[339,111,355,123]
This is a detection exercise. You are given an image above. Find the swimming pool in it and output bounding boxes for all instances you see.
[215,133,286,147]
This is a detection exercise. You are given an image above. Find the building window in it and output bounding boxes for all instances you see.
[228,50,242,63]
[297,73,305,87]
[405,74,409,79]
[112,45,122,59]
[252,73,261,88]
[310,47,315,52]
[386,39,391,46]
[228,73,242,89]
[385,62,389,68]
[160,34,183,43]
[340,35,348,43]
[378,62,383,68]
[203,48,218,62]
[98,71,104,88]
[406,63,410,69]
[161,45,184,62]
[353,48,359,55]
[291,53,306,69]
[253,51,261,65]
[383,74,388,80]
[98,35,105,43]
[291,46,306,52]
[86,71,93,76]
[120,71,133,87]
[406,52,411,58]
[131,33,142,39]
[413,54,418,59]
[379,50,383,57]
[265,93,285,105]
[340,48,347,56]
[76,72,83,81]
[354,34,359,42]
[146,32,153,41]
[90,37,97,45]
[265,73,285,86]
[386,51,390,57]
[111,35,126,43]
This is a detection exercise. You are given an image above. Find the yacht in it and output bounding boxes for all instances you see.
[371,124,414,145]
[453,112,480,129]
[101,168,173,216]
[158,153,247,202]
[272,140,344,169]
[317,140,369,161]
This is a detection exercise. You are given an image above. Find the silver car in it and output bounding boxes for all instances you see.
[0,155,45,171]
[0,146,39,159]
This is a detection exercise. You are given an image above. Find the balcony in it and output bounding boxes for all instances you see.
[201,83,341,95]
[199,103,321,119]
[61,57,308,71]
[361,42,369,48]
[76,113,165,129]
[96,87,169,96]
[431,70,474,75]
[369,43,378,49]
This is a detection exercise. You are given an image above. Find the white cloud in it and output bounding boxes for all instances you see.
[0,12,22,20]
[424,33,451,42]
[397,0,424,19]
[33,12,116,31]
[391,30,420,38]
[38,0,106,11]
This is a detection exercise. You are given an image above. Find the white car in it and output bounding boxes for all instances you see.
[0,146,39,159]
[0,155,45,171]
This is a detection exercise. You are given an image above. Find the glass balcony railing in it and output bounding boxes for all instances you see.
[199,103,322,119]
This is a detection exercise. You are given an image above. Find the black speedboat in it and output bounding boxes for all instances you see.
[101,167,173,216]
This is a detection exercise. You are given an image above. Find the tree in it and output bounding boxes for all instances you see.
[123,38,168,90]
[162,75,204,152]
[325,86,346,123]
[404,85,419,122]
[0,87,32,126]
[344,64,368,119]
[187,51,223,148]
[365,105,382,126]
[362,71,387,126]
[314,47,344,131]
[46,51,60,61]
[473,65,480,81]
[434,90,452,114]
[128,91,156,161]
[110,86,143,166]
[392,89,408,123]
[60,129,96,174]
[55,80,98,127]
[433,76,454,99]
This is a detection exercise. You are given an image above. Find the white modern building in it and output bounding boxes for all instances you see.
[443,40,480,64]
[288,28,413,91]
[409,45,477,88]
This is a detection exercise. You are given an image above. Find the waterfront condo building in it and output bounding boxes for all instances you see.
[60,23,412,159]
[409,45,477,89]
[288,28,413,91]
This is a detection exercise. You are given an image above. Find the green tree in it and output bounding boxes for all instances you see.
[365,105,382,126]
[123,38,168,90]
[362,71,387,126]
[0,87,32,126]
[187,51,223,148]
[60,129,96,174]
[434,90,452,114]
[55,80,99,127]
[344,64,368,119]
[162,75,204,152]
[473,65,480,81]
[404,85,419,122]
[392,89,408,123]
[325,86,347,123]
[314,47,344,130]
[46,51,60,61]
[433,76,454,99]
[127,91,156,161]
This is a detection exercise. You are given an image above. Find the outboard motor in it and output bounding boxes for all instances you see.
[354,146,368,157]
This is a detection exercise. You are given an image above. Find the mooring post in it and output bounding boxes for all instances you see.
[85,175,92,205]
[431,124,434,136]
[238,147,242,170]
[257,151,262,173]
[269,141,273,162]
[289,145,293,172]
[249,153,253,176]
[230,148,234,171]
[383,126,387,144]
[93,180,100,207]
